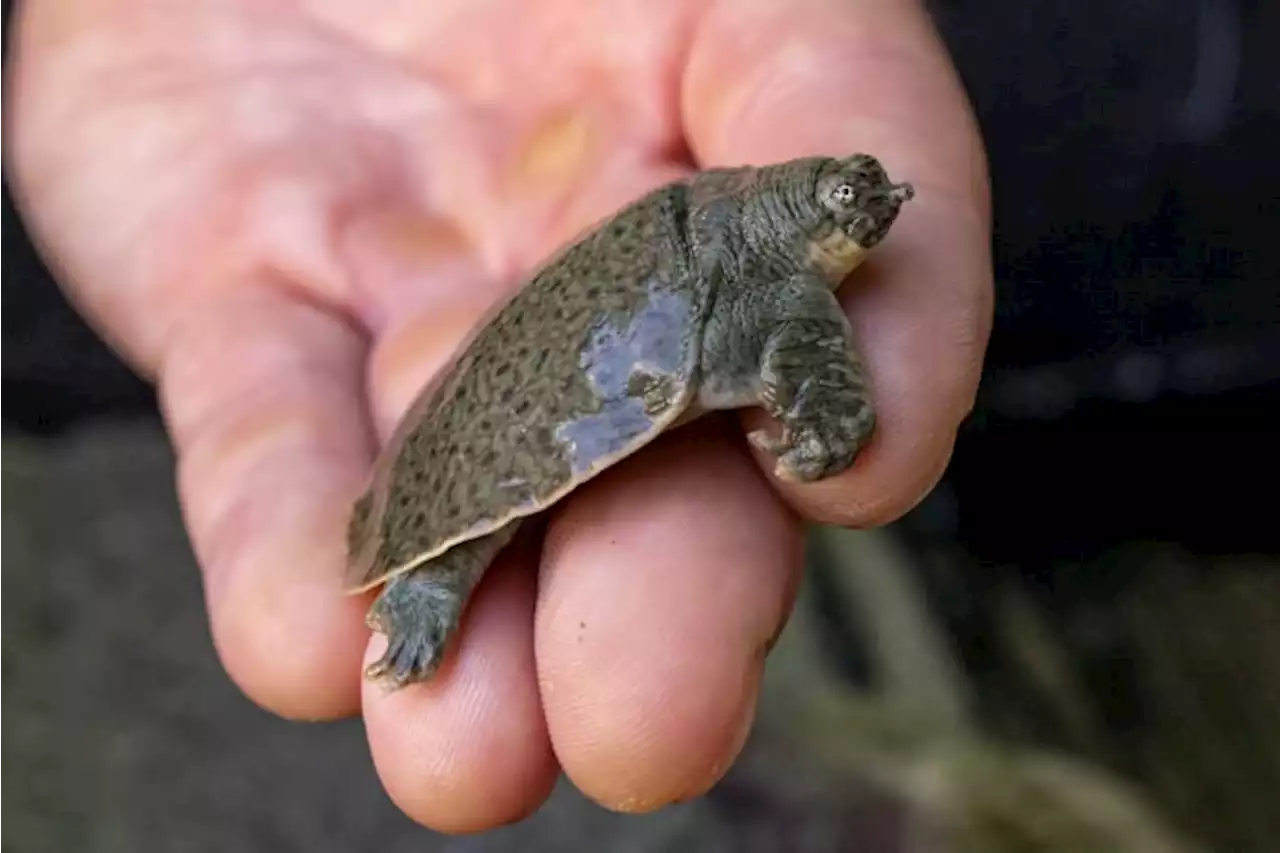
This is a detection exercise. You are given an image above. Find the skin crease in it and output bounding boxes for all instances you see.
[6,0,992,835]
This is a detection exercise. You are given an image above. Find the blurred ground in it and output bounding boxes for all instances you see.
[4,423,1235,853]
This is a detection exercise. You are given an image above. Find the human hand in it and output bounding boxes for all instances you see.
[7,0,991,832]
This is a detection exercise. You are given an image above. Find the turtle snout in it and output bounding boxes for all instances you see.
[844,182,914,248]
[886,182,915,203]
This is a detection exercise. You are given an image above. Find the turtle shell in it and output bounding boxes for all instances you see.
[345,184,712,591]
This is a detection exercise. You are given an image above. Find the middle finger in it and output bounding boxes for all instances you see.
[536,420,804,812]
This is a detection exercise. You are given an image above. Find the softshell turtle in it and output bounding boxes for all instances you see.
[347,153,915,689]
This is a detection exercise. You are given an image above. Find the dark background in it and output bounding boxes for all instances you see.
[8,0,1278,562]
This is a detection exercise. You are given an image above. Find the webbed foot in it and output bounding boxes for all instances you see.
[362,525,519,690]
[364,571,459,688]
[736,274,877,483]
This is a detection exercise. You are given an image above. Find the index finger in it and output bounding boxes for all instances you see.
[682,0,993,526]
[160,285,376,721]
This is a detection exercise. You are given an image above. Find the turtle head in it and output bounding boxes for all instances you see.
[814,154,914,250]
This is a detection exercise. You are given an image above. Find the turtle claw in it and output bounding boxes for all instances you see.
[748,427,788,455]
[364,630,444,689]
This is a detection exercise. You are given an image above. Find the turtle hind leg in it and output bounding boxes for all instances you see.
[364,523,519,690]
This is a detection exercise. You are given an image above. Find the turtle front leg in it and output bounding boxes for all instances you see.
[746,276,875,483]
[364,524,519,689]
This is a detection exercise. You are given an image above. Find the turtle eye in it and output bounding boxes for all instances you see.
[830,183,856,204]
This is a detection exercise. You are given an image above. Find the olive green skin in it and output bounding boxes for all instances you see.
[348,153,914,688]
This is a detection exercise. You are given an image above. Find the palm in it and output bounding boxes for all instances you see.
[10,0,992,832]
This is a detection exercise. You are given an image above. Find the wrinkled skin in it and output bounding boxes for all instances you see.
[6,0,993,833]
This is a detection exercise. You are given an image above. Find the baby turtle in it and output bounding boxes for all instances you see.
[347,153,915,689]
